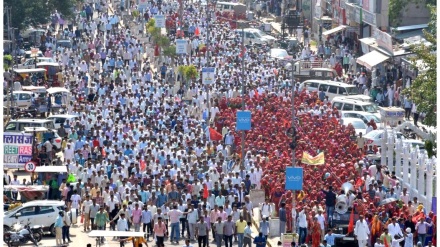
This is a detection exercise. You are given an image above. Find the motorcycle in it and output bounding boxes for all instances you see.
[4,220,42,247]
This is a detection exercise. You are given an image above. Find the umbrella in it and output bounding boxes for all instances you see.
[379,198,398,206]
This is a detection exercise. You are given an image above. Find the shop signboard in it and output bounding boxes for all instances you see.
[354,6,361,24]
[362,9,376,26]
[375,28,393,55]
[4,132,34,169]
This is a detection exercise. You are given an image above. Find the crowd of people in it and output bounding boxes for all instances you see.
[3,0,436,246]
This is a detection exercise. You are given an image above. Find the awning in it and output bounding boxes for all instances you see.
[392,24,428,32]
[356,50,390,70]
[322,25,347,36]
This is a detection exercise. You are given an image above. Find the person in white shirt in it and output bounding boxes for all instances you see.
[260,199,273,219]
[70,190,82,212]
[387,217,403,238]
[298,208,308,245]
[187,204,199,240]
[354,214,370,247]
[168,205,183,243]
[315,210,326,241]
[116,213,129,243]
[82,195,93,231]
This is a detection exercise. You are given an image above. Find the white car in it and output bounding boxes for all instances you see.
[46,114,79,129]
[402,139,425,150]
[4,200,65,236]
[270,48,292,60]
[3,91,34,108]
[341,117,368,135]
[17,57,55,69]
[364,129,404,147]
[341,111,381,125]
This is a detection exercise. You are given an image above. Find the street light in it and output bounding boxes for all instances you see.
[284,59,300,233]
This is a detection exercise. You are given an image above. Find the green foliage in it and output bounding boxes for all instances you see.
[178,65,199,80]
[163,45,177,58]
[5,0,76,31]
[425,140,436,158]
[4,55,13,71]
[402,5,437,126]
[389,0,436,26]
[132,10,140,18]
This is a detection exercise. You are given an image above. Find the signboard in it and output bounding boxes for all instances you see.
[354,6,361,24]
[236,111,251,131]
[375,28,394,55]
[138,0,148,11]
[285,167,303,190]
[154,15,165,28]
[176,39,188,54]
[4,132,33,169]
[24,161,36,172]
[202,67,215,85]
[362,9,376,26]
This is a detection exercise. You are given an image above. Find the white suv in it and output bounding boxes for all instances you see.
[4,200,65,236]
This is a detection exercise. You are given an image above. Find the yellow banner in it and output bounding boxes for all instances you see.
[301,152,325,165]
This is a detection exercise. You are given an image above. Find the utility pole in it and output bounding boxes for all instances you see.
[5,6,14,119]
[240,21,245,167]
[206,0,211,125]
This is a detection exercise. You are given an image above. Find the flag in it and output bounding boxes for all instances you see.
[203,184,209,199]
[209,128,223,141]
[195,27,200,36]
[355,178,364,189]
[101,148,106,158]
[301,152,325,165]
[347,208,354,233]
[140,160,146,171]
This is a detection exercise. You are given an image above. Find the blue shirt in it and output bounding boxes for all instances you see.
[324,233,345,245]
[54,215,63,228]
[253,236,266,247]
[156,193,167,207]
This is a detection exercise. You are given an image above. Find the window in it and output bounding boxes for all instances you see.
[38,206,55,214]
[318,84,328,92]
[44,122,55,129]
[342,103,354,111]
[18,123,31,131]
[5,123,17,131]
[246,33,254,39]
[17,206,37,216]
[333,102,343,110]
[328,86,338,94]
[338,87,347,95]
[53,118,65,124]
[19,94,31,100]
[354,105,363,111]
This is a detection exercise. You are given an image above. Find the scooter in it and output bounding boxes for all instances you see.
[4,220,41,247]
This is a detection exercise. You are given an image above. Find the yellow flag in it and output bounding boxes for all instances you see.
[301,152,325,165]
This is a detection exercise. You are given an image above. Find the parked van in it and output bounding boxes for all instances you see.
[5,119,55,132]
[331,98,381,119]
[234,28,274,45]
[3,91,34,108]
[216,2,246,14]
[299,80,359,100]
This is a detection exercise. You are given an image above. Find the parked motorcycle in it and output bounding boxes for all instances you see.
[4,220,41,247]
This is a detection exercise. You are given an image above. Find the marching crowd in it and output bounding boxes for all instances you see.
[4,0,436,245]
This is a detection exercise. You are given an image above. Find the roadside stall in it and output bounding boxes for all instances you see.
[13,68,46,86]
[378,106,405,128]
[4,185,49,203]
[36,62,61,86]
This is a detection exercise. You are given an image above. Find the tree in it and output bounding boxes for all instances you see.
[402,5,437,126]
[5,0,76,31]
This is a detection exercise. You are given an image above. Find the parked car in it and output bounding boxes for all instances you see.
[4,119,56,132]
[3,200,66,236]
[402,139,425,150]
[341,117,368,135]
[16,57,55,69]
[363,129,404,147]
[3,91,34,108]
[341,111,381,125]
[46,114,79,129]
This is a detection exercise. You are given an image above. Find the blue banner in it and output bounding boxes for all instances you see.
[432,197,436,214]
[285,167,303,190]
[236,111,251,130]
